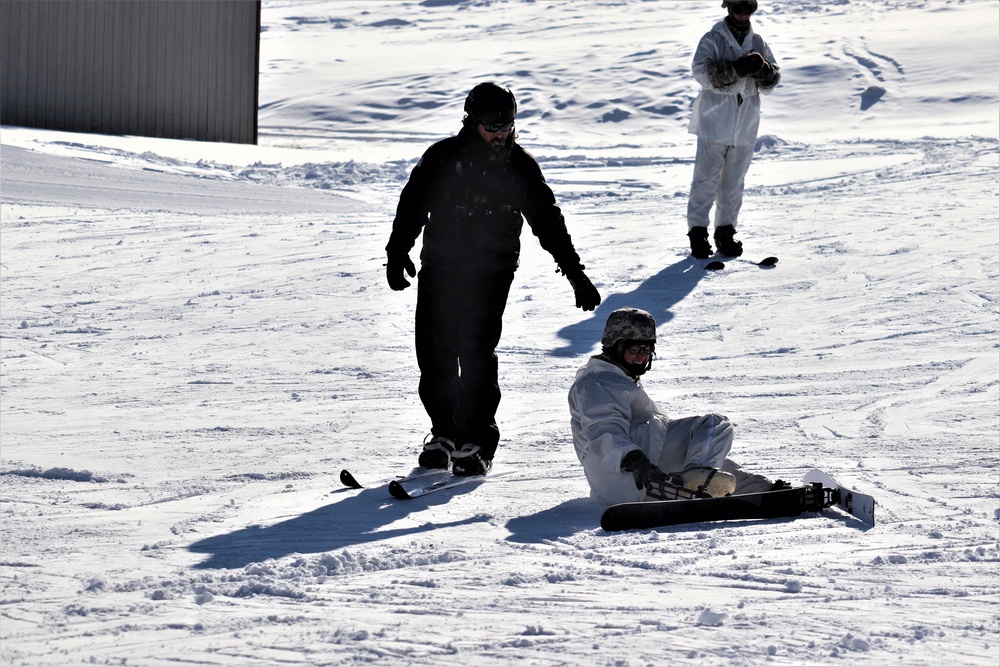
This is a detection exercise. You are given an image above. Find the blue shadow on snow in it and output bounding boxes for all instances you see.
[188,482,485,569]
[552,257,707,357]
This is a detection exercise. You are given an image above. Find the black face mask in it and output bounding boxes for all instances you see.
[622,359,651,378]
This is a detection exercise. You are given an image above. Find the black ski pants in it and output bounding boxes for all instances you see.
[414,265,514,460]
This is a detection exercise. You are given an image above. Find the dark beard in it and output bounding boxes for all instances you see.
[480,134,513,165]
[490,140,513,164]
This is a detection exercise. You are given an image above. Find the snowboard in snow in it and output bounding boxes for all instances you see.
[802,468,876,526]
[600,483,828,532]
[600,469,876,532]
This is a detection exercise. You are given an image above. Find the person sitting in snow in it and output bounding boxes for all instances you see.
[568,307,782,505]
[686,0,781,259]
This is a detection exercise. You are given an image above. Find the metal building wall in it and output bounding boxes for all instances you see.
[1,0,260,144]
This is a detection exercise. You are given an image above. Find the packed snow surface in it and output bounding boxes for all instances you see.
[1,1,998,665]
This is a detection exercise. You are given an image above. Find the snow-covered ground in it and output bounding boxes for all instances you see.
[1,1,998,665]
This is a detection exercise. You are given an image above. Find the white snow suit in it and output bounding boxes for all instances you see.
[687,19,779,230]
[568,357,770,505]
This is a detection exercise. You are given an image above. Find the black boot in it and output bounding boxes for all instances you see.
[451,444,492,477]
[687,227,713,259]
[714,225,743,257]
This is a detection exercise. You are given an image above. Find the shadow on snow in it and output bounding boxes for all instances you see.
[188,483,488,569]
[552,257,707,357]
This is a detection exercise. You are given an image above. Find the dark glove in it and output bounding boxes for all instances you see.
[386,254,416,291]
[707,59,738,88]
[621,450,670,494]
[562,266,601,311]
[733,52,765,77]
[756,61,780,89]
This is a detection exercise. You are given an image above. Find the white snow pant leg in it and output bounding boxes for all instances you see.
[686,139,755,230]
[722,459,775,494]
[714,143,755,228]
[687,139,727,230]
[652,413,734,474]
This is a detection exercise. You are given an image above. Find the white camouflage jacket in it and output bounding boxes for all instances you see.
[568,357,671,504]
[688,20,780,147]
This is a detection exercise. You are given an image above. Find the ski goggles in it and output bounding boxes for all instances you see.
[480,119,514,133]
[728,1,757,15]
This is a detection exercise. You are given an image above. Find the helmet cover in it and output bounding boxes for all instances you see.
[601,307,656,349]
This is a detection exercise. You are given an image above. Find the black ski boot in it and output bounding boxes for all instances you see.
[687,226,713,259]
[714,225,744,257]
[418,435,456,469]
[451,444,492,477]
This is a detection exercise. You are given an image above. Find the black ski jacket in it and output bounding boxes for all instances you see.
[386,128,583,273]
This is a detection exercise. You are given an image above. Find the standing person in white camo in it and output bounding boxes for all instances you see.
[686,0,781,259]
[568,307,781,505]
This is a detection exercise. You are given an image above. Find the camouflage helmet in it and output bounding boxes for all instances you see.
[601,307,656,349]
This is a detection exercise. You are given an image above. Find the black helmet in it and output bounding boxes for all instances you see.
[464,82,517,125]
[721,0,758,13]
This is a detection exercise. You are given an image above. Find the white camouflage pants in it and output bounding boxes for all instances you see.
[686,138,755,230]
[633,413,774,496]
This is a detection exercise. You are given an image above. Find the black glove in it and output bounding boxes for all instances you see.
[733,52,765,77]
[562,266,601,311]
[755,60,774,79]
[621,450,670,494]
[386,254,416,291]
[756,61,780,89]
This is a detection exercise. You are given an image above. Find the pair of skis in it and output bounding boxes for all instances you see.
[600,468,875,531]
[339,468,492,500]
[705,255,778,271]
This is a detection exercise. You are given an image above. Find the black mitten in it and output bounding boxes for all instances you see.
[756,62,781,90]
[707,60,738,88]
[733,52,765,77]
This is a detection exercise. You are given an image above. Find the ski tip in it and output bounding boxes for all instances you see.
[758,256,778,267]
[388,480,412,500]
[339,469,363,489]
[705,260,726,271]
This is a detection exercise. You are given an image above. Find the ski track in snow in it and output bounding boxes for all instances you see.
[1,1,998,666]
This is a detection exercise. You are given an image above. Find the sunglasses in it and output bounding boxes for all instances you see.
[480,120,514,133]
[625,344,653,355]
[729,2,757,15]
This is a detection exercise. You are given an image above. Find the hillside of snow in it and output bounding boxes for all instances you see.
[1,1,998,666]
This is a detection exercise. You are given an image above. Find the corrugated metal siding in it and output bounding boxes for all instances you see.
[1,0,260,144]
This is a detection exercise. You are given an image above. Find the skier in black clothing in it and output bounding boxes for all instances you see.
[385,82,601,477]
